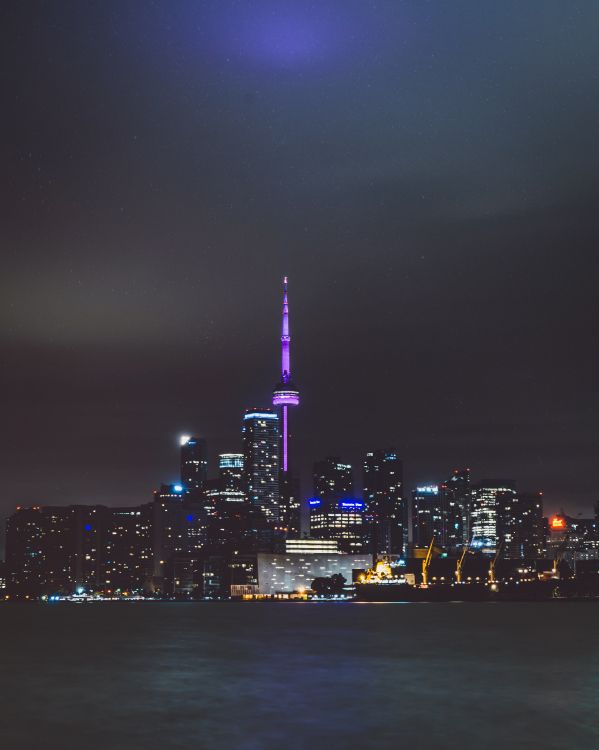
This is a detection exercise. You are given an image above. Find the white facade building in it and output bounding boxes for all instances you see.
[256,552,372,595]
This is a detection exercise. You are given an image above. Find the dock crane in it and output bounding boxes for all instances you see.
[421,537,435,587]
[488,541,503,587]
[455,541,470,584]
[552,533,570,578]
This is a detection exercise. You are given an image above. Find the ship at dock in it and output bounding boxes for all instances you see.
[354,539,563,602]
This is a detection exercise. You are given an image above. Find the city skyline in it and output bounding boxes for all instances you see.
[0,268,595,549]
[0,270,595,542]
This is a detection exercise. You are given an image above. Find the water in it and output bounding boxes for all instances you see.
[1,602,598,750]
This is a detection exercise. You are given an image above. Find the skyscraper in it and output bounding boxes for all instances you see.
[309,498,369,554]
[501,490,544,558]
[180,435,208,493]
[272,277,301,535]
[411,485,443,549]
[440,467,471,551]
[218,453,245,497]
[242,409,280,524]
[103,505,153,594]
[5,505,68,598]
[471,480,516,555]
[309,458,369,552]
[363,449,404,557]
[313,457,354,500]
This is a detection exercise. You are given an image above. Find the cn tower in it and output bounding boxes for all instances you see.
[272,276,299,475]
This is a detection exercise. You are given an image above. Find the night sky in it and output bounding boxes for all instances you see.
[2,1,599,539]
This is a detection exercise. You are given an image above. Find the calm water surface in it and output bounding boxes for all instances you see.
[1,602,598,749]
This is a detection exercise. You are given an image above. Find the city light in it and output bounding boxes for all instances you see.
[416,485,439,495]
[339,500,365,510]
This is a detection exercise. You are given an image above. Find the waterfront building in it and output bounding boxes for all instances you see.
[363,449,404,556]
[256,552,373,595]
[242,409,280,524]
[152,483,187,587]
[151,482,208,594]
[6,505,70,597]
[285,538,340,554]
[103,505,153,594]
[5,503,154,597]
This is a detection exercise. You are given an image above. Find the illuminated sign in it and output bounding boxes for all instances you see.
[339,500,365,510]
[551,516,566,530]
[308,498,322,507]
[416,485,439,495]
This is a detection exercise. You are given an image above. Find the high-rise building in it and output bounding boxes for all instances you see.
[5,503,153,598]
[218,453,245,500]
[502,491,544,558]
[103,505,153,594]
[471,480,516,555]
[440,467,470,549]
[272,277,301,536]
[6,506,66,597]
[363,449,404,557]
[310,458,362,551]
[313,457,354,500]
[546,512,599,563]
[180,435,208,493]
[411,485,444,549]
[309,497,369,554]
[242,409,280,524]
[152,483,188,589]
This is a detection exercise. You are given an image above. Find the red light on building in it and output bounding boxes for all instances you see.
[550,516,566,530]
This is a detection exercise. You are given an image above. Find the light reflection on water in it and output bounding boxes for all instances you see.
[1,602,598,749]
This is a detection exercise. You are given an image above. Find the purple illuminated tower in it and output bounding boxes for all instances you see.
[273,277,300,534]
[272,276,300,472]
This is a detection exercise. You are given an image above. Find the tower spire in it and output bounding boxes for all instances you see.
[273,276,300,475]
[281,276,290,383]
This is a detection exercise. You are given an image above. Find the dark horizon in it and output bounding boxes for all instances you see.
[2,1,599,536]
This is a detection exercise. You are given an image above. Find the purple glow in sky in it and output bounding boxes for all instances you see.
[224,6,346,68]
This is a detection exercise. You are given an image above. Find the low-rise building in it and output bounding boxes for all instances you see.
[256,552,372,595]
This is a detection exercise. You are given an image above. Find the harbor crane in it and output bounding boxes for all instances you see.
[488,541,504,586]
[455,541,470,584]
[421,537,435,587]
